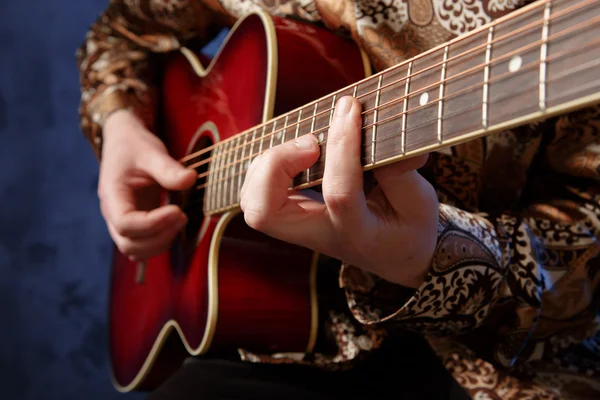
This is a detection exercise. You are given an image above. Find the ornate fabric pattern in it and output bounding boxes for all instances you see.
[76,0,600,398]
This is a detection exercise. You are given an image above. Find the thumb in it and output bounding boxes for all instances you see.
[138,147,197,191]
[241,133,320,221]
[374,154,432,212]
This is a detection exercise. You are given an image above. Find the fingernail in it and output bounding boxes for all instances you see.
[334,97,352,119]
[177,214,188,227]
[179,168,194,179]
[169,212,186,225]
[295,134,318,150]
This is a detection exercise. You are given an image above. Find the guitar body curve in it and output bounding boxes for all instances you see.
[108,11,369,392]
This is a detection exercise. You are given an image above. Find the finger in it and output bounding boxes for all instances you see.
[374,154,437,215]
[108,217,186,260]
[240,153,261,201]
[137,147,197,191]
[322,96,369,229]
[100,183,187,238]
[241,134,320,232]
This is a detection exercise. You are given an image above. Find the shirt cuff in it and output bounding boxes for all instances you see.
[339,203,507,337]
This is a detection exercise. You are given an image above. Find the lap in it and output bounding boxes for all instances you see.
[147,331,471,400]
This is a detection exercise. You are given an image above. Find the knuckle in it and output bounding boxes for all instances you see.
[325,192,354,214]
[97,182,108,202]
[98,198,108,219]
[239,184,253,211]
[112,220,130,237]
[117,239,135,256]
[243,209,268,232]
[323,181,354,214]
[325,127,344,147]
[259,151,277,169]
[261,150,293,177]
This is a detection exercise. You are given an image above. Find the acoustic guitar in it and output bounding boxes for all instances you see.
[108,0,600,392]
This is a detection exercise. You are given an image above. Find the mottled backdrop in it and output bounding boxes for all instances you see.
[0,1,223,399]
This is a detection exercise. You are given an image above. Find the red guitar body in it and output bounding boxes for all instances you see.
[108,11,369,392]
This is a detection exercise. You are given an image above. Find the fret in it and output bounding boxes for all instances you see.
[539,1,552,112]
[355,79,380,165]
[278,115,288,145]
[306,103,319,183]
[371,74,383,164]
[237,131,249,202]
[443,28,488,144]
[313,98,333,180]
[310,103,318,133]
[295,109,303,139]
[269,119,277,150]
[402,62,412,154]
[230,135,241,205]
[301,88,355,186]
[223,138,234,207]
[547,0,600,108]
[315,98,332,137]
[297,105,319,185]
[262,122,274,154]
[488,4,546,126]
[437,46,449,145]
[330,94,336,124]
[249,128,258,164]
[258,124,267,155]
[215,142,227,211]
[285,110,302,145]
[223,140,234,209]
[205,148,215,212]
[318,65,406,168]
[370,75,383,165]
[483,26,494,129]
[209,144,221,211]
[404,48,446,154]
[299,106,315,139]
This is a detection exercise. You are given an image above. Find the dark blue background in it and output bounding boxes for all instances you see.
[0,1,224,399]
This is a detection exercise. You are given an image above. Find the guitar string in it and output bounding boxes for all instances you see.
[178,0,557,166]
[178,0,593,169]
[183,3,598,172]
[188,62,600,202]
[191,75,600,200]
[195,36,600,183]
[190,33,600,186]
[189,74,600,214]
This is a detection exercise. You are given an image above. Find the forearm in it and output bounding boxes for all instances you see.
[76,0,221,159]
[341,106,600,367]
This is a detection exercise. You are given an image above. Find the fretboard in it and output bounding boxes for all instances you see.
[199,0,600,216]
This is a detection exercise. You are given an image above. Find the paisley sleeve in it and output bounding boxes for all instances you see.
[340,106,600,366]
[76,0,224,159]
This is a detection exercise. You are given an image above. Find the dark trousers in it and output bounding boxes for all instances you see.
[147,330,471,400]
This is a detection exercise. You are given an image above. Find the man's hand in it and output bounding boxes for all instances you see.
[240,97,439,288]
[99,110,197,261]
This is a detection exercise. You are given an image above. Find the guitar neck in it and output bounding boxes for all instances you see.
[202,0,600,216]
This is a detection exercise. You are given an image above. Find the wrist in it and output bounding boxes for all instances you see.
[103,109,140,137]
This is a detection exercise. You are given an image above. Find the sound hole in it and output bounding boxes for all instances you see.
[168,135,212,274]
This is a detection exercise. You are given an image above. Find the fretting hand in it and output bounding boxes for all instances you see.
[98,110,197,261]
[240,96,439,288]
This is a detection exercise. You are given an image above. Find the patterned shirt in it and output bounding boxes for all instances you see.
[76,1,600,398]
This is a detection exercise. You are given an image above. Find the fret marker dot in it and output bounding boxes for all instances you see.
[318,132,325,143]
[245,160,251,170]
[277,131,283,140]
[509,55,522,73]
[419,92,429,106]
